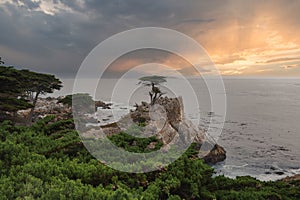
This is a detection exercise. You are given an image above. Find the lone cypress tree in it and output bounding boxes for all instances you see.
[138,76,167,105]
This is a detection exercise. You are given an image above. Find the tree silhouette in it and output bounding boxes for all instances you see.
[138,76,167,105]
[22,70,62,125]
[0,66,33,119]
[0,57,4,65]
[0,66,62,124]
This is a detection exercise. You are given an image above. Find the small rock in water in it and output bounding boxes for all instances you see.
[274,171,285,175]
[207,111,214,116]
[202,144,226,164]
[278,146,289,151]
[95,100,112,109]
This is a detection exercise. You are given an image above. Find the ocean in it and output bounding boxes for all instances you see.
[52,78,300,181]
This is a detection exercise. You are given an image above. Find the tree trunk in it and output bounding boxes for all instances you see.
[150,83,156,105]
[152,92,158,105]
[149,92,154,105]
[27,91,40,126]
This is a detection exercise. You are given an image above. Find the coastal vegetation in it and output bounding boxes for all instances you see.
[0,65,62,124]
[0,117,299,199]
[0,65,299,199]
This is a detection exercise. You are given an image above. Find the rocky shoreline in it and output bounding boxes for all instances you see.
[17,96,226,165]
[17,97,112,122]
[280,174,300,182]
[11,96,300,181]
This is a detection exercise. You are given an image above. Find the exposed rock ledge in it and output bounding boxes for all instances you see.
[24,96,226,164]
[281,174,300,182]
[102,96,226,164]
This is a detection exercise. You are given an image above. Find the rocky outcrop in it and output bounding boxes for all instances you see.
[110,96,226,164]
[281,174,300,182]
[95,101,112,110]
[100,122,121,136]
[156,97,183,131]
[26,96,226,164]
[202,144,226,164]
[18,97,71,122]
[130,101,151,123]
[17,97,113,123]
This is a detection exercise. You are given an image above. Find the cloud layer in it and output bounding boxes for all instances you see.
[0,0,300,77]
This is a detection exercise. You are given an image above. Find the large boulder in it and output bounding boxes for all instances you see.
[18,97,71,122]
[95,100,112,109]
[156,96,183,131]
[202,144,226,164]
[281,174,300,182]
[112,96,226,164]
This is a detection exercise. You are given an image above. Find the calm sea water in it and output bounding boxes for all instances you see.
[53,78,300,181]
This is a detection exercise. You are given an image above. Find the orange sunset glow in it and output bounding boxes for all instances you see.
[196,3,300,77]
[101,1,300,77]
[2,0,300,195]
[0,0,300,77]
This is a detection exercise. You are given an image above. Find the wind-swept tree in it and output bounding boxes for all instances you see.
[0,66,33,119]
[22,70,62,124]
[138,76,167,105]
[0,57,4,65]
[0,66,62,124]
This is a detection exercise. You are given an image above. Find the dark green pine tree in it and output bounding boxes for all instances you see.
[0,66,33,118]
[0,64,62,124]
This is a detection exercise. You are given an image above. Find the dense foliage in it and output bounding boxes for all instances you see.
[0,66,33,113]
[0,117,299,199]
[58,93,95,113]
[0,66,62,123]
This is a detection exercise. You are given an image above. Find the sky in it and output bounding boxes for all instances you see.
[0,0,300,78]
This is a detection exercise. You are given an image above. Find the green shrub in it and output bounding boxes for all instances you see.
[0,119,299,200]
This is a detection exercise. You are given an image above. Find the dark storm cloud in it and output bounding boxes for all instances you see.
[0,2,96,75]
[0,0,221,77]
[11,0,40,9]
[1,0,300,77]
[0,4,73,56]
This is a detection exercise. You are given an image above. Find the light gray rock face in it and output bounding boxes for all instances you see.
[18,97,71,122]
[112,96,226,164]
[30,96,226,164]
[156,96,183,131]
